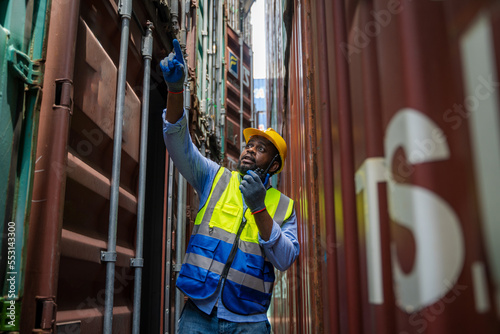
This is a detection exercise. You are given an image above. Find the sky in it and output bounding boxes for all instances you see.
[251,0,266,79]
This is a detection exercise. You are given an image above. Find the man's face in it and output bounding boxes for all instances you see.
[236,136,278,175]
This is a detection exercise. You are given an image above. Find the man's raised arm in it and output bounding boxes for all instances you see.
[160,39,185,123]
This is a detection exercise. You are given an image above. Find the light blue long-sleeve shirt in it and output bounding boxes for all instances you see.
[163,110,300,322]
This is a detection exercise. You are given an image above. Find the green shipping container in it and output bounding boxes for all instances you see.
[0,0,50,330]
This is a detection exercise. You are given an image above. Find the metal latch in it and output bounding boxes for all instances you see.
[7,45,42,85]
[100,251,117,263]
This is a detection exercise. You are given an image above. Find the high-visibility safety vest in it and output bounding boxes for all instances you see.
[176,167,294,315]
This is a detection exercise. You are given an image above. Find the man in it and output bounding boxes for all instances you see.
[161,39,299,334]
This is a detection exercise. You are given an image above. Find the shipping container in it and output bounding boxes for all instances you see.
[0,0,49,330]
[0,0,259,333]
[4,0,500,333]
[16,0,182,331]
[266,0,500,333]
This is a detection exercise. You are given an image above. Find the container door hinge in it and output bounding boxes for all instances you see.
[130,258,144,268]
[7,45,43,85]
[35,297,57,331]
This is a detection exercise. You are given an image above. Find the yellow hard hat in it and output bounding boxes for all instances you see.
[243,127,287,174]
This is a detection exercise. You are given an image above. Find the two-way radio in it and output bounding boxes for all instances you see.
[252,154,279,186]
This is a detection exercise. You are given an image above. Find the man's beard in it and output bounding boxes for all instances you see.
[236,160,256,175]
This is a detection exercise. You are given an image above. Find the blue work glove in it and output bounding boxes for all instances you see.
[160,39,185,92]
[240,170,267,213]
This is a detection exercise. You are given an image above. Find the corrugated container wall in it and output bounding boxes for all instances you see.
[267,0,500,333]
[0,0,201,332]
[0,0,258,332]
[16,0,191,331]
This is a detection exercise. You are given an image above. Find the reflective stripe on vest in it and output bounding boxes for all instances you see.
[191,189,291,256]
[176,168,294,314]
[184,252,273,293]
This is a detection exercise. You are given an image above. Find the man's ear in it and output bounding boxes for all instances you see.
[269,161,279,174]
